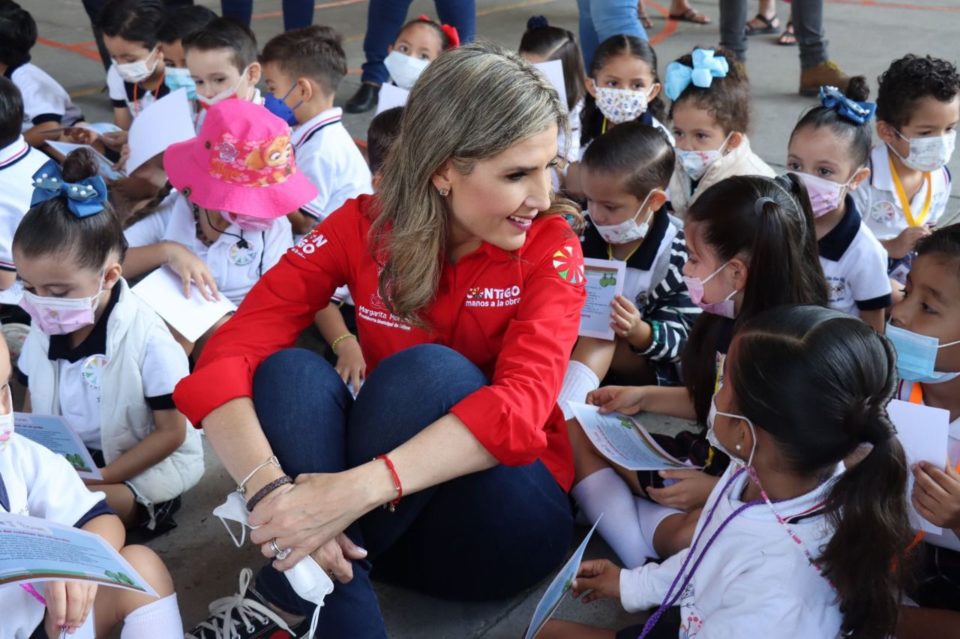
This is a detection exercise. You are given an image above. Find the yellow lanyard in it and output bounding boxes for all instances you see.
[606,242,640,262]
[888,153,932,227]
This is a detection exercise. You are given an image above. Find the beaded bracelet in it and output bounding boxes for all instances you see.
[245,475,293,512]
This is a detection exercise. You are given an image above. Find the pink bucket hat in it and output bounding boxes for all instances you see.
[163,99,317,219]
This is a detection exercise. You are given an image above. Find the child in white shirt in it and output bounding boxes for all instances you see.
[0,0,83,148]
[853,54,959,286]
[542,305,913,639]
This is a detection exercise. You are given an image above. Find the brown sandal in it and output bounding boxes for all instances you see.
[668,8,711,24]
[745,13,779,35]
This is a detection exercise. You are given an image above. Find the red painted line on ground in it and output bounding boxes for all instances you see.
[36,36,102,62]
[647,1,680,46]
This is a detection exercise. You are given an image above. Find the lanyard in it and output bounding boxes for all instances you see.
[606,242,641,262]
[132,71,166,117]
[888,153,932,227]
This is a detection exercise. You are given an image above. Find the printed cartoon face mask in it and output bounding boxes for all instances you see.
[19,280,104,335]
[595,87,651,125]
[794,171,856,218]
[592,191,658,244]
[221,211,275,232]
[892,130,957,173]
[676,133,731,181]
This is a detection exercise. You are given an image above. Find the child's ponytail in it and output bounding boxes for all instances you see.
[819,341,913,638]
[733,306,913,639]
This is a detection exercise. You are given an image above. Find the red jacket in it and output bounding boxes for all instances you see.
[173,195,586,490]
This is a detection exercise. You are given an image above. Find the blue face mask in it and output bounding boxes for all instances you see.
[264,84,302,126]
[886,323,960,384]
[164,67,197,100]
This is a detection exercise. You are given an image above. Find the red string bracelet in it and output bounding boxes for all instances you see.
[375,454,403,512]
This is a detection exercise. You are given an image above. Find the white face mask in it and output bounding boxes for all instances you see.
[706,391,757,467]
[197,67,250,107]
[891,130,957,173]
[592,191,658,245]
[676,133,731,181]
[0,386,13,451]
[384,51,429,90]
[115,48,160,83]
[595,87,651,125]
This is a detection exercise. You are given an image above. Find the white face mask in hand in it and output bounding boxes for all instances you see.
[213,492,334,638]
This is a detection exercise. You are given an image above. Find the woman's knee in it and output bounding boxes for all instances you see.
[369,344,486,400]
[253,348,350,419]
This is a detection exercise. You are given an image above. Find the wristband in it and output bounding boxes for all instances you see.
[245,475,293,512]
[238,455,281,496]
[331,333,357,355]
[375,454,403,512]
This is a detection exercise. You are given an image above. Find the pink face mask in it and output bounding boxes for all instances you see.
[793,172,852,218]
[683,261,738,318]
[221,211,275,233]
[19,281,104,335]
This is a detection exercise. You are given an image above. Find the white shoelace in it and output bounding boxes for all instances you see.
[184,568,295,639]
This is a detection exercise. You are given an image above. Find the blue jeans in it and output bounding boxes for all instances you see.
[577,0,649,71]
[220,0,314,31]
[359,0,476,85]
[251,345,574,637]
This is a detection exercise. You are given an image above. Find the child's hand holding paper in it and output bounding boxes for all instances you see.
[912,461,960,534]
[41,580,98,636]
[571,559,621,604]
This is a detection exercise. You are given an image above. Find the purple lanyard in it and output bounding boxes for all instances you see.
[637,468,760,639]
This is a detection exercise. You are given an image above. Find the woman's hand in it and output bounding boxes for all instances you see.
[912,461,960,531]
[164,242,220,301]
[646,469,718,511]
[43,580,98,635]
[571,559,621,604]
[587,385,650,415]
[334,338,366,394]
[249,465,389,572]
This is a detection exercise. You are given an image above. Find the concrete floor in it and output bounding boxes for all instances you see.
[24,0,960,636]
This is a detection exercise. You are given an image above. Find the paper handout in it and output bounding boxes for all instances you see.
[376,83,409,114]
[126,89,195,173]
[525,516,602,639]
[579,258,626,340]
[533,60,568,112]
[569,402,692,471]
[132,267,236,343]
[888,399,950,535]
[15,413,102,480]
[0,512,157,596]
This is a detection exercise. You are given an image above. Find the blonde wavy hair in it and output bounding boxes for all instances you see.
[373,40,578,326]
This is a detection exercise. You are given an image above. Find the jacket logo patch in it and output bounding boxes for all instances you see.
[553,245,584,285]
[464,285,521,308]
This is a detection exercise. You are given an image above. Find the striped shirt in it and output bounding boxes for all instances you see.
[581,206,700,384]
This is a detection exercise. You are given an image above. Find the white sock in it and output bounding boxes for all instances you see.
[571,468,652,568]
[558,360,600,420]
[634,497,682,561]
[121,593,183,639]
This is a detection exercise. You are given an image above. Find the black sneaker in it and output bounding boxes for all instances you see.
[184,569,301,639]
[344,82,379,114]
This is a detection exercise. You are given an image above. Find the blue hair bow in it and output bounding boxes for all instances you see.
[818,86,876,125]
[30,159,108,218]
[664,49,729,101]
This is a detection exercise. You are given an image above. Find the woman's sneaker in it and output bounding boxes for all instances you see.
[185,568,302,639]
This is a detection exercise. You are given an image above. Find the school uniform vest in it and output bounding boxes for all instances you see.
[22,280,203,504]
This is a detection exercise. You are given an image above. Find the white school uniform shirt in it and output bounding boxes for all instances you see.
[817,196,892,317]
[0,434,107,638]
[16,283,190,450]
[620,464,842,638]
[124,191,293,306]
[106,64,171,119]
[293,107,371,303]
[854,144,952,241]
[0,136,48,272]
[896,380,960,553]
[8,61,83,131]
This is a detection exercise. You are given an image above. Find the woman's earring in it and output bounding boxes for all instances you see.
[437,186,450,197]
[735,443,742,451]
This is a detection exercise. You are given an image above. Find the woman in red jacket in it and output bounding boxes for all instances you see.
[177,42,586,638]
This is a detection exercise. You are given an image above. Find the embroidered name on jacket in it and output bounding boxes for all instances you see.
[464,285,522,308]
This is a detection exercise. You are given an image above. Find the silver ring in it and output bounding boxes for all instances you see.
[270,539,290,560]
